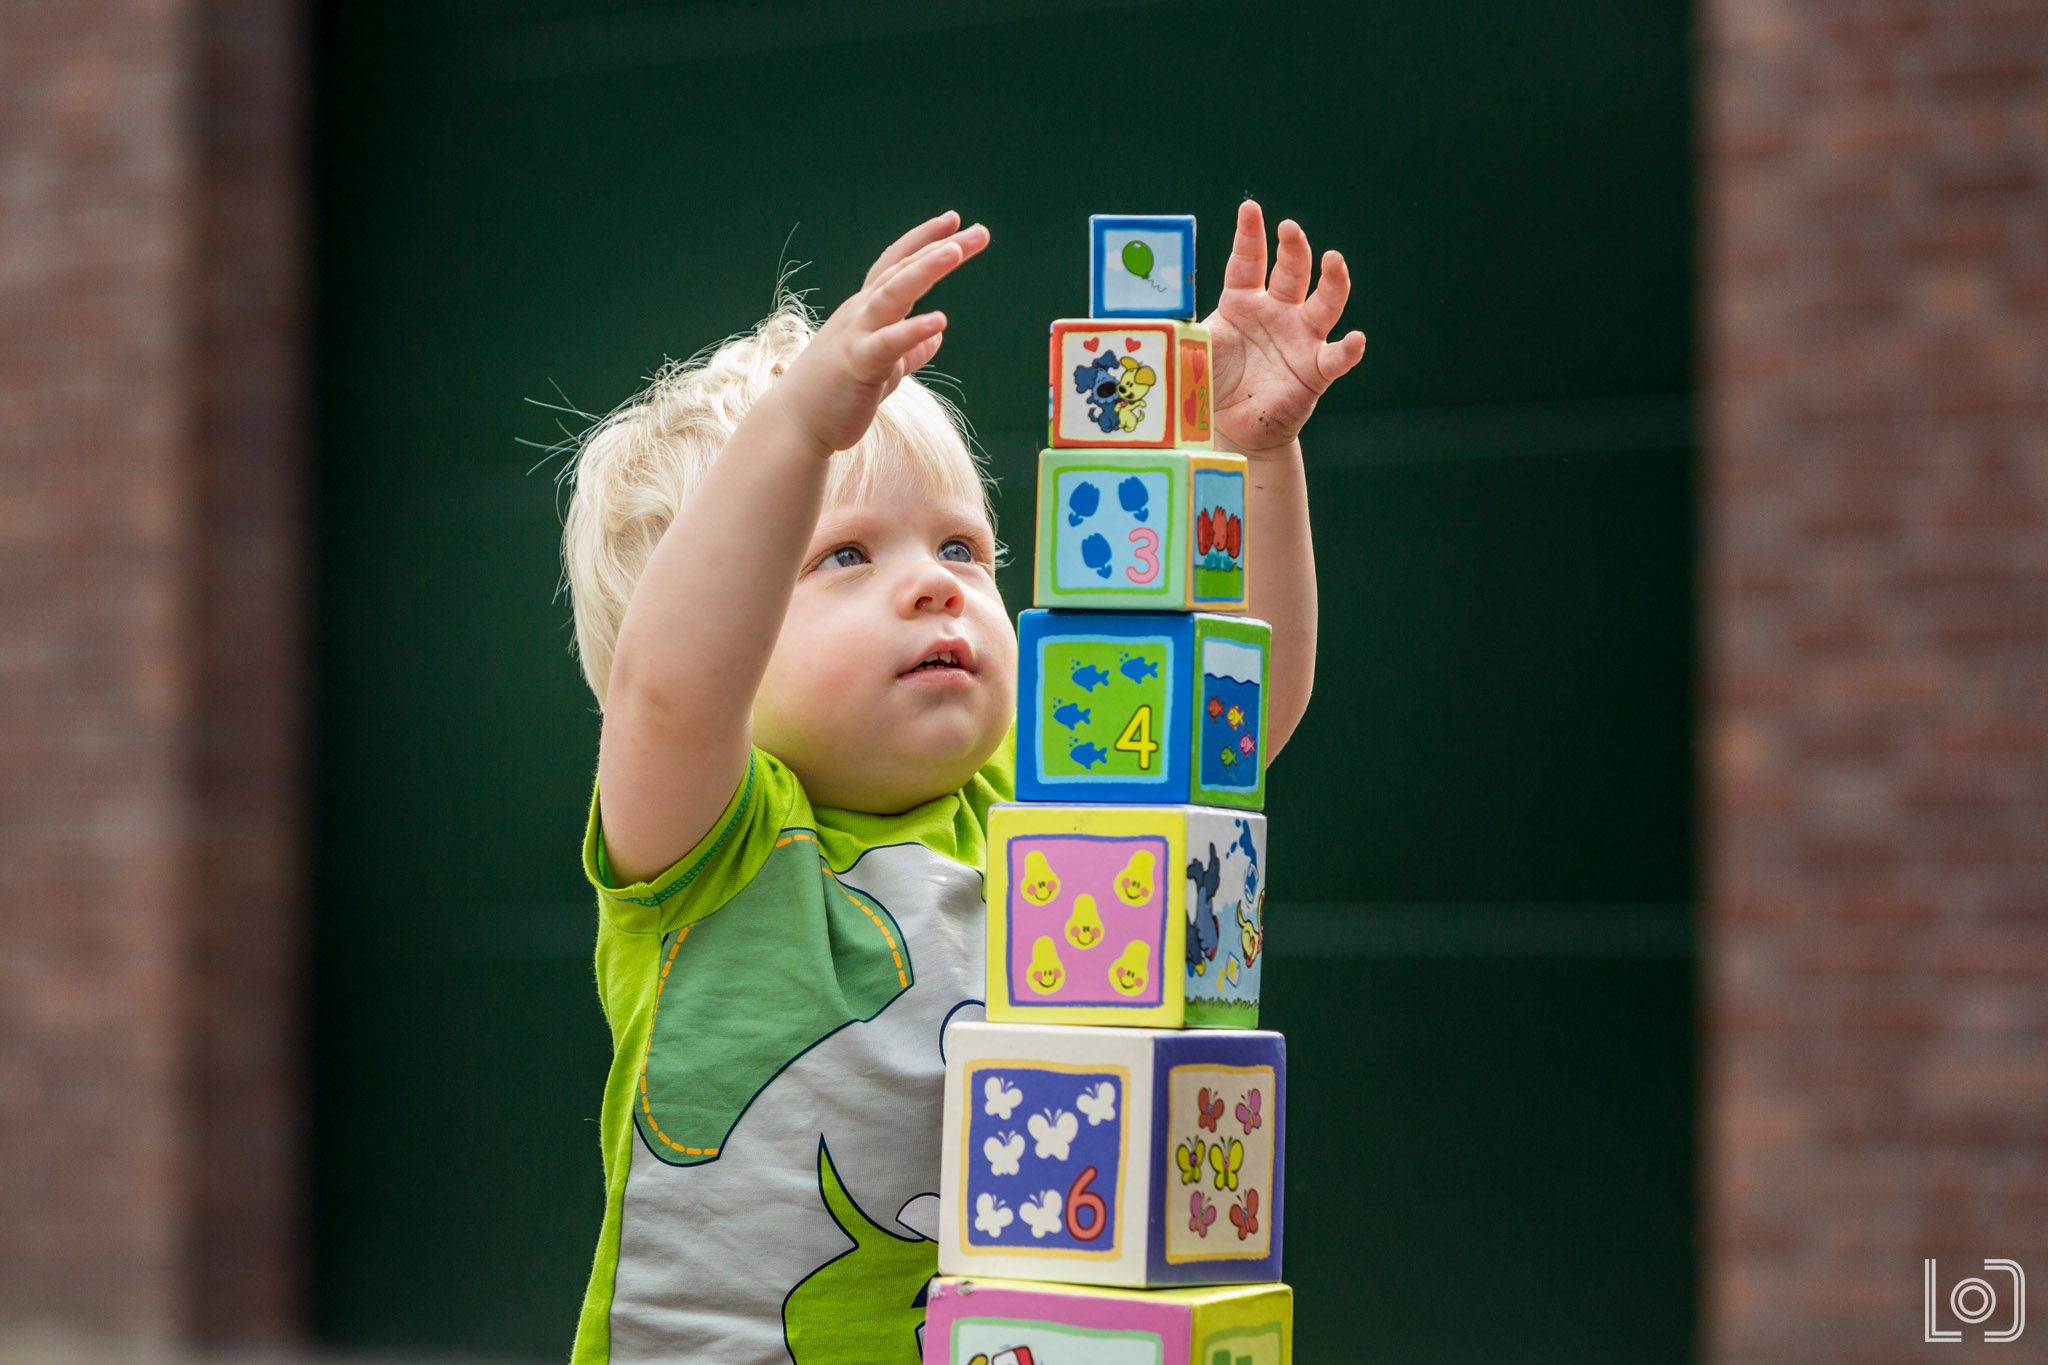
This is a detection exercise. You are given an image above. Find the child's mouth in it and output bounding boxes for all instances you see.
[900,639,977,680]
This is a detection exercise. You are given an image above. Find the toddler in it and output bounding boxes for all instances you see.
[559,204,1364,1364]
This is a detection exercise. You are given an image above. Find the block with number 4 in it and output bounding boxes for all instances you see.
[1017,609,1270,810]
[985,803,1266,1029]
[938,1021,1285,1287]
[923,1276,1292,1365]
[1049,319,1212,450]
[1035,449,1247,612]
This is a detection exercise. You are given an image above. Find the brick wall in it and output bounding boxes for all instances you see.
[0,0,305,1349]
[1705,1,2048,1361]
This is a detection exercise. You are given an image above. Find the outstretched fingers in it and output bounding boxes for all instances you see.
[1268,220,1313,305]
[1221,198,1268,293]
[865,210,961,290]
[866,223,988,324]
[1317,330,1368,385]
[858,309,948,379]
[1303,249,1353,337]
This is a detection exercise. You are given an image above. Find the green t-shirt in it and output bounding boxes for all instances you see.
[571,730,1015,1365]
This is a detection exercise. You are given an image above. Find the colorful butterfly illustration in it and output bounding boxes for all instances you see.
[1229,1188,1261,1241]
[1236,1087,1263,1135]
[1189,1190,1217,1238]
[1196,1086,1224,1132]
[1209,1136,1245,1192]
[1175,1137,1207,1185]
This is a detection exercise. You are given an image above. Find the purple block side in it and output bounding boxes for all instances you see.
[1146,1029,1286,1285]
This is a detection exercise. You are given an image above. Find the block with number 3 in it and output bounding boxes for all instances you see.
[1017,609,1270,810]
[1035,449,1248,612]
[938,1021,1286,1287]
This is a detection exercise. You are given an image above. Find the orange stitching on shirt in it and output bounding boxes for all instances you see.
[776,831,909,988]
[637,927,719,1158]
[637,829,908,1159]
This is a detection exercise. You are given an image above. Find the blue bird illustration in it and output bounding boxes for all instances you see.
[1186,845,1222,974]
[1067,480,1101,527]
[1118,475,1150,522]
[1053,701,1092,731]
[1080,533,1113,578]
[1119,653,1160,684]
[1070,740,1110,769]
[1070,663,1112,692]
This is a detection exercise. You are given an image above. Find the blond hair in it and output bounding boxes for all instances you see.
[558,292,995,706]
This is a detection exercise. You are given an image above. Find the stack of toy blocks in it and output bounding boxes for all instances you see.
[926,216,1292,1365]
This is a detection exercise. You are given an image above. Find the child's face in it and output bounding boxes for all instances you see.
[752,484,1015,813]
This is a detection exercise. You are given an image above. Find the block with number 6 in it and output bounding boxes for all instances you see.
[1035,449,1248,612]
[938,1021,1286,1287]
[1017,609,1270,810]
[923,1276,1292,1364]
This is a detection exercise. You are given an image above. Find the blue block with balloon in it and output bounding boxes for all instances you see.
[1089,214,1198,320]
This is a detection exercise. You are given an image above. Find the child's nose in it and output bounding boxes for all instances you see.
[901,563,963,616]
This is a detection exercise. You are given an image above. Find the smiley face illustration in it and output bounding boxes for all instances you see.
[1026,936,1066,994]
[1115,849,1155,907]
[1064,893,1105,950]
[1109,940,1151,996]
[1019,849,1061,905]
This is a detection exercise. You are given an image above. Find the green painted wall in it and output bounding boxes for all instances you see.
[311,2,1695,1359]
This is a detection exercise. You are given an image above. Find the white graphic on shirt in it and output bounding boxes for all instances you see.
[608,841,986,1365]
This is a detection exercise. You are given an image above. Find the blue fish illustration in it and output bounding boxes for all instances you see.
[1067,480,1101,527]
[1119,653,1160,683]
[1053,701,1092,731]
[1070,663,1112,692]
[1070,740,1109,769]
[1118,475,1150,523]
[1080,533,1113,578]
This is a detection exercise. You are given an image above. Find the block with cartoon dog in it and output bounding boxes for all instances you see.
[938,1022,1285,1287]
[923,1276,1291,1365]
[985,803,1265,1029]
[1049,319,1212,450]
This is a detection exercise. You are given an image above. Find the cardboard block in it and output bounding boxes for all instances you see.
[923,1276,1292,1364]
[986,803,1266,1028]
[1089,213,1198,320]
[1035,449,1247,612]
[1017,610,1269,810]
[1050,320,1211,451]
[938,1022,1285,1287]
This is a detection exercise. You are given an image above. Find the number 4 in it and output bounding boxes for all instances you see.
[1114,705,1158,770]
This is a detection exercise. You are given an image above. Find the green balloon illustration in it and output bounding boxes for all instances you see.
[1121,238,1154,279]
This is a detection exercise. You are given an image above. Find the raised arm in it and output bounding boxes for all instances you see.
[1203,200,1368,761]
[597,212,989,883]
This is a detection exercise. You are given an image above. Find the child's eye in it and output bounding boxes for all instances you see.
[939,538,976,564]
[823,545,868,570]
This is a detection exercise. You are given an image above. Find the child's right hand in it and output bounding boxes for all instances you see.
[770,210,990,455]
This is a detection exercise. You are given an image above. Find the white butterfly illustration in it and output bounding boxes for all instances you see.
[1027,1107,1079,1161]
[983,1074,1023,1120]
[982,1130,1024,1177]
[973,1191,1014,1239]
[1019,1188,1065,1239]
[1076,1081,1118,1127]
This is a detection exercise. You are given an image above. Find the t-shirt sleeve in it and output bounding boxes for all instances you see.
[581,745,802,937]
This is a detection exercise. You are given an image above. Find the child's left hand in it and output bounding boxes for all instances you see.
[1204,200,1367,457]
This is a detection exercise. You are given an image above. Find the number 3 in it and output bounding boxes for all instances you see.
[1126,527,1160,585]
